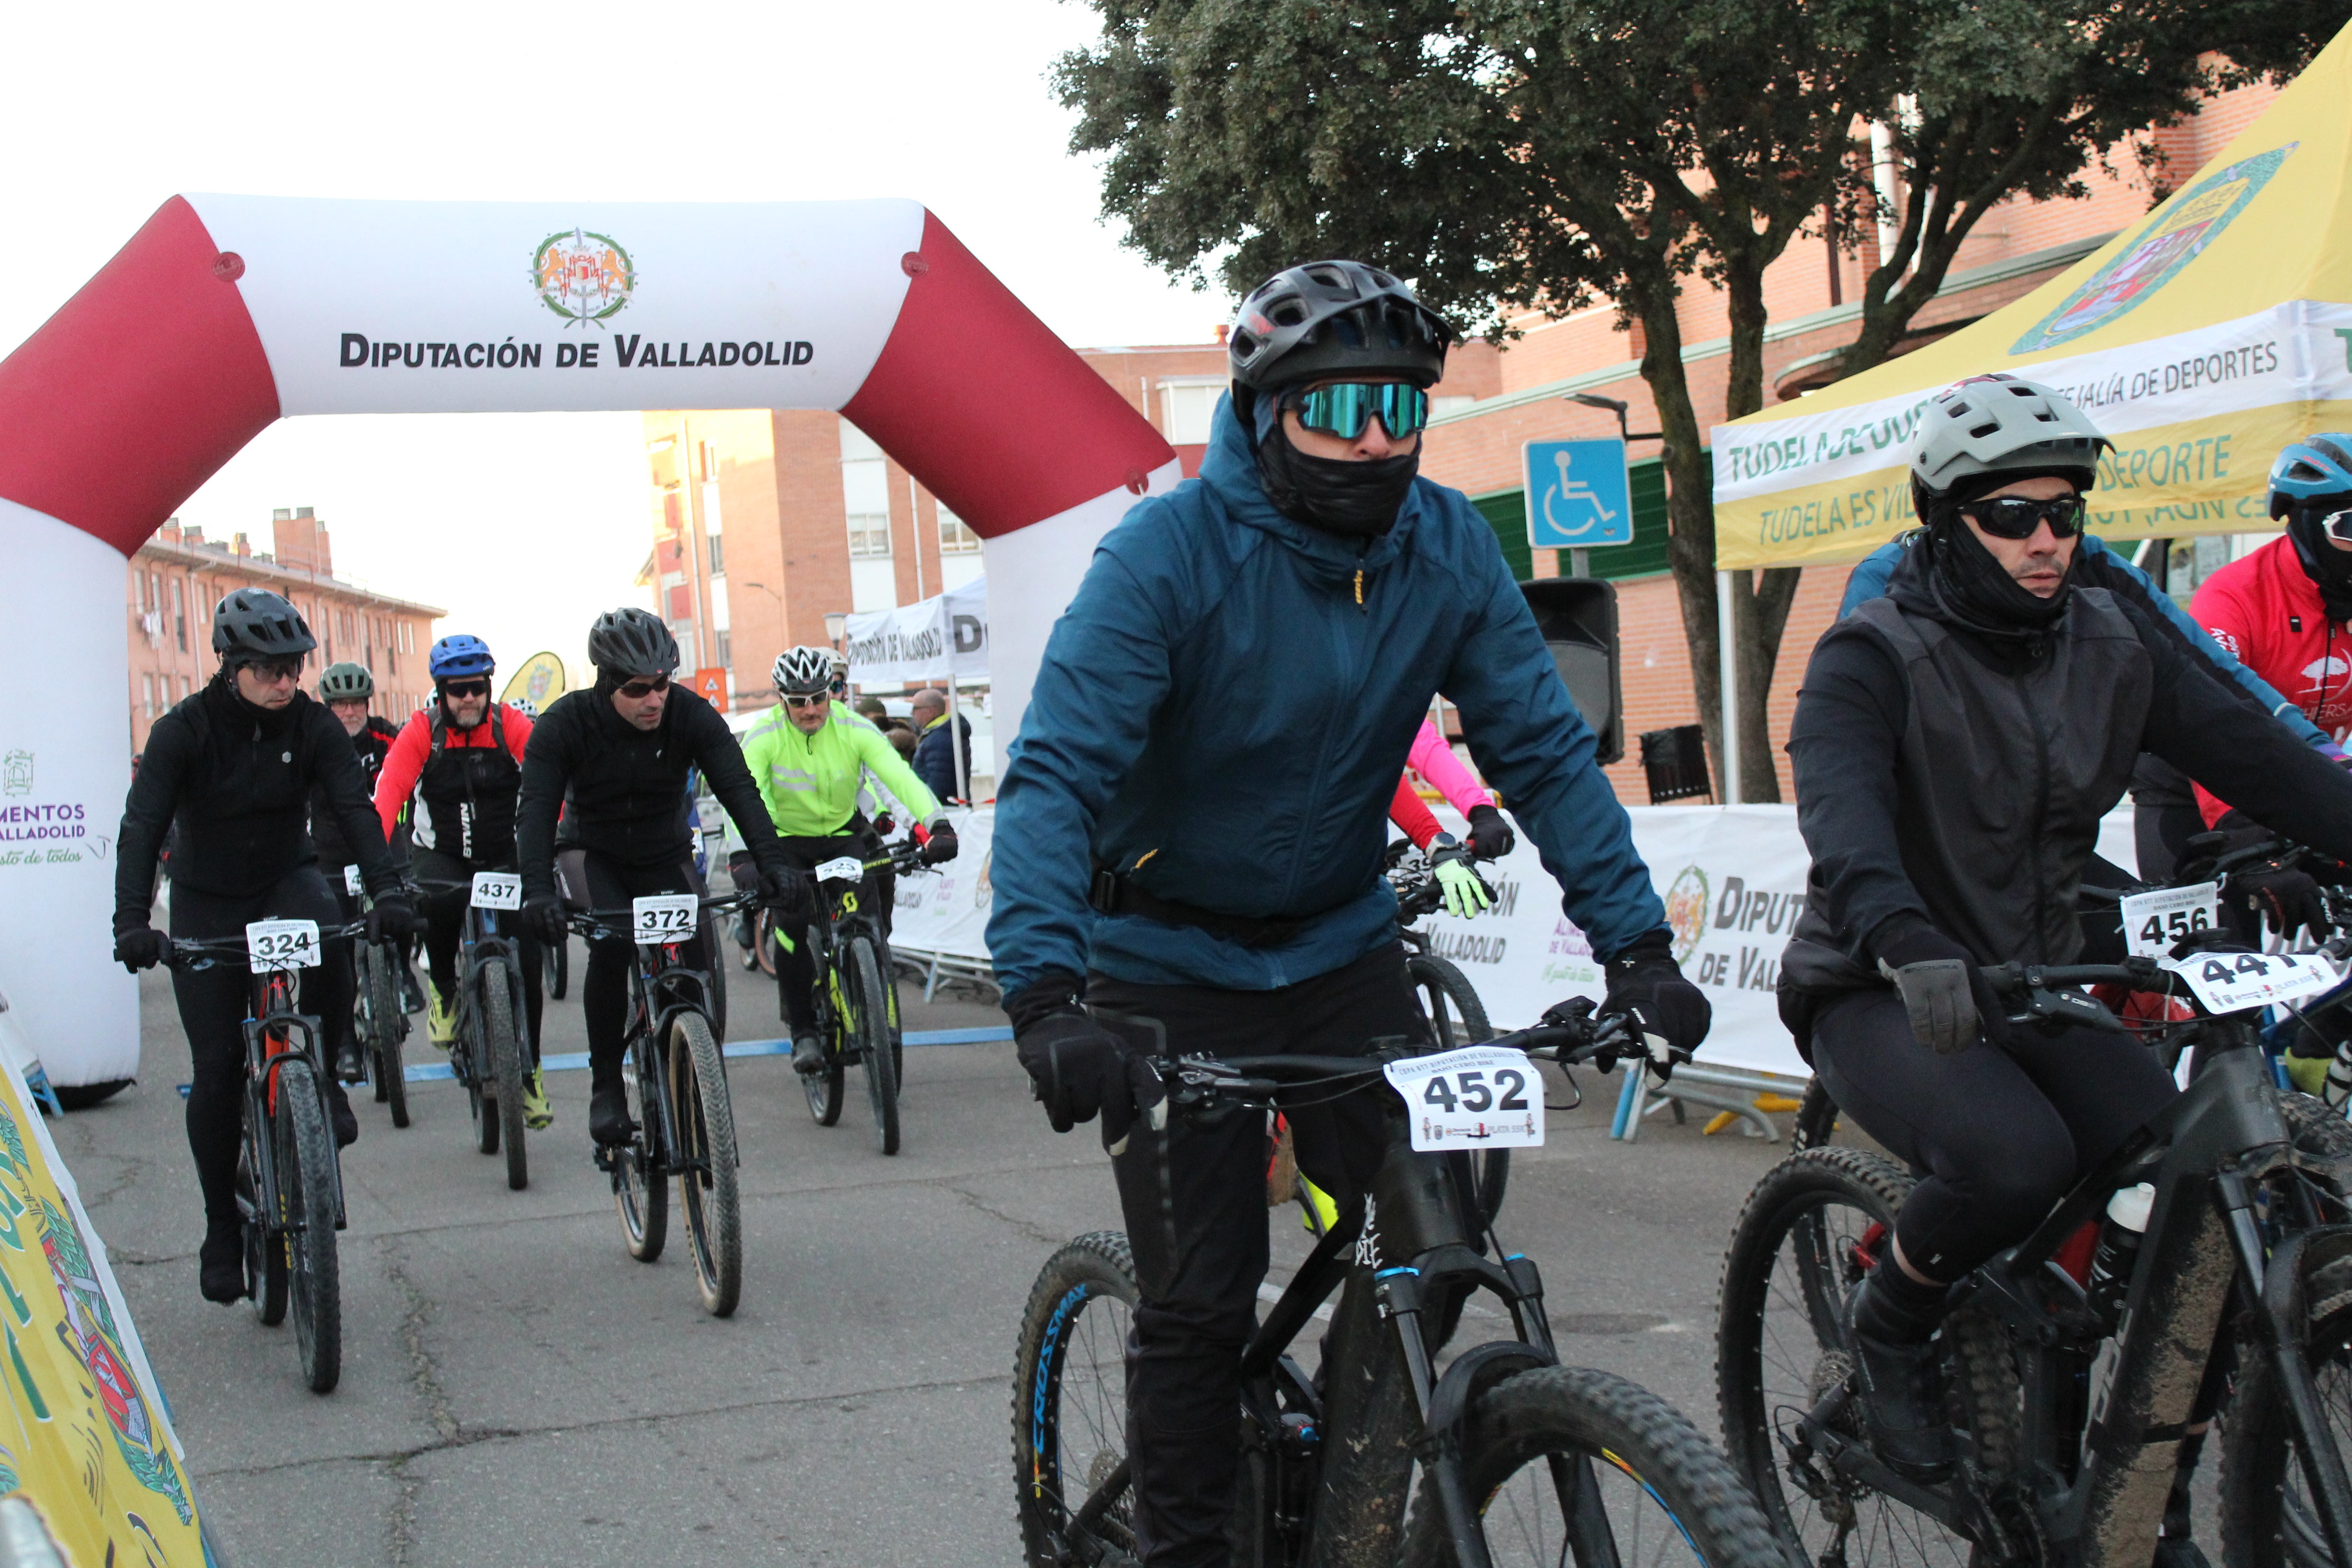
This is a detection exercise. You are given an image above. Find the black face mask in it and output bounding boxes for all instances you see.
[1921,511,2073,637]
[1254,427,1421,538]
[2288,504,2352,622]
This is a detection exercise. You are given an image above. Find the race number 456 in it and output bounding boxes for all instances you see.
[2120,882,2221,959]
[631,894,701,945]
[245,919,322,973]
[1382,1045,1544,1152]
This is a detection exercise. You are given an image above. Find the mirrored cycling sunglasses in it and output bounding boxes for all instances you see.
[782,691,830,709]
[1289,382,1431,441]
[616,673,671,699]
[1965,493,2086,540]
[2318,507,2352,545]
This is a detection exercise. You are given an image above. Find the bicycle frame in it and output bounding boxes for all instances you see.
[573,897,735,1188]
[239,965,349,1236]
[793,847,917,1060]
[1786,985,2352,1568]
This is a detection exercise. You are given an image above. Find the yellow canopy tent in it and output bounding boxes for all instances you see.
[1710,22,2352,573]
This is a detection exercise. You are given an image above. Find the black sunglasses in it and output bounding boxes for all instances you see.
[617,673,672,699]
[1965,494,2086,540]
[441,678,492,699]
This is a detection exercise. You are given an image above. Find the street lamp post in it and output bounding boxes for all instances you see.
[740,580,784,706]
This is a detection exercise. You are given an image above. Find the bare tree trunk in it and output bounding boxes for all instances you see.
[1634,297,1729,799]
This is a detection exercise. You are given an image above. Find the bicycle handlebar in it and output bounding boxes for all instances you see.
[1152,1013,1645,1112]
[564,888,761,943]
[161,922,368,972]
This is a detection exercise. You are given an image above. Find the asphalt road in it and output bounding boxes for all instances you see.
[67,950,1805,1567]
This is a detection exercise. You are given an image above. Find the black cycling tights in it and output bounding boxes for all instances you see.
[172,867,354,1228]
[1811,988,2178,1282]
[412,846,545,1063]
[558,849,707,1095]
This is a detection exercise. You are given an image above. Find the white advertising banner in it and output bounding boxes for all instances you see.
[888,807,994,959]
[846,577,991,686]
[186,195,924,415]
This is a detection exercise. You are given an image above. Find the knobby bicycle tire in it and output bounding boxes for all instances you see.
[239,1130,288,1327]
[1792,1078,1840,1152]
[365,944,409,1128]
[804,947,847,1125]
[481,957,528,1191]
[849,936,899,1156]
[2221,1211,2352,1567]
[616,1032,668,1263]
[276,1060,343,1394]
[1012,1231,1140,1568]
[464,985,496,1157]
[1717,1145,2017,1568]
[1398,1364,1788,1568]
[669,1009,742,1316]
[546,931,569,1000]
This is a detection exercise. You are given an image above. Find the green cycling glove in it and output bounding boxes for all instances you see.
[1430,838,1492,919]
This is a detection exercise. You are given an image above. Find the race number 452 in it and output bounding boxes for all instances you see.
[1382,1045,1545,1152]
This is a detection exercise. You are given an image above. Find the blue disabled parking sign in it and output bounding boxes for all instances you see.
[1524,438,1633,549]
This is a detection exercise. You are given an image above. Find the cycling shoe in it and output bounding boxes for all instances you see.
[328,1085,359,1149]
[790,1034,826,1074]
[589,1087,635,1146]
[335,1038,368,1085]
[199,1222,245,1304]
[1844,1274,1953,1481]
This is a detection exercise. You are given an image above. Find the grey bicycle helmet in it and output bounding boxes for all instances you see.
[1227,261,1454,396]
[1910,375,2112,508]
[586,607,680,678]
[317,661,374,701]
[506,697,539,719]
[212,588,317,664]
[772,646,835,696]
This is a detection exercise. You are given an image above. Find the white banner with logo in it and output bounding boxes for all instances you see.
[846,577,990,686]
[887,806,995,959]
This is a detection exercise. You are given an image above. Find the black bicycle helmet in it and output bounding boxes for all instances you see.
[211,588,317,664]
[586,607,680,678]
[1227,261,1454,395]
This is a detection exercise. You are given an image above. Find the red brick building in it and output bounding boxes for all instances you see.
[126,509,443,756]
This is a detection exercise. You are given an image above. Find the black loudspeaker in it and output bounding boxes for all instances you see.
[1520,578,1623,765]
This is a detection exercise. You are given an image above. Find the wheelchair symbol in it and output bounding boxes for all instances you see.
[1541,449,1619,540]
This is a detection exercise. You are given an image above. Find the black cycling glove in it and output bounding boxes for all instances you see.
[1465,803,1515,860]
[756,861,808,917]
[367,896,418,947]
[921,820,960,866]
[1007,976,1165,1153]
[1600,931,1710,1078]
[1872,917,2008,1054]
[2230,865,2329,944]
[113,927,165,973]
[521,893,568,945]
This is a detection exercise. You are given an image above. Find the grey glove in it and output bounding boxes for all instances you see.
[1873,920,2007,1054]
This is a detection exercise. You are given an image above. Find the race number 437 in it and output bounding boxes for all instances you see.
[470,871,522,911]
[2120,882,2221,959]
[245,919,322,973]
[1382,1045,1544,1152]
[2158,949,2340,1014]
[631,894,701,944]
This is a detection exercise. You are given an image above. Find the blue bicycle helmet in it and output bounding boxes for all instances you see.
[428,634,495,680]
[2268,435,2352,519]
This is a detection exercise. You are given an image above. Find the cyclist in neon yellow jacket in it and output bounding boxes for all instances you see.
[740,647,959,1072]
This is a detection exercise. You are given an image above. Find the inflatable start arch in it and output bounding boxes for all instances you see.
[0,196,1179,1083]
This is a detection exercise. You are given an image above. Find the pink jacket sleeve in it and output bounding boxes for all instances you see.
[1408,719,1494,816]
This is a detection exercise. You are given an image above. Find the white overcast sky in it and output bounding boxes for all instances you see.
[2,0,1221,675]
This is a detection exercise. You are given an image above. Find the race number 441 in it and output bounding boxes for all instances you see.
[2158,949,2340,1013]
[1382,1045,1544,1152]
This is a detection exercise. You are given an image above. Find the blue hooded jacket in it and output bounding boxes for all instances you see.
[1841,531,2342,755]
[986,394,1669,997]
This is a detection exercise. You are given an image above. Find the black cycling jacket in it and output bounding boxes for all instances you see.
[516,685,782,902]
[309,715,398,866]
[117,680,401,934]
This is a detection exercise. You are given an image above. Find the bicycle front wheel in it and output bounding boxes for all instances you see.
[481,957,528,1191]
[364,944,409,1128]
[238,1123,287,1326]
[847,936,899,1156]
[615,1034,667,1263]
[1399,1365,1787,1568]
[1012,1232,1139,1567]
[668,1009,741,1316]
[275,1060,343,1395]
[545,931,569,1000]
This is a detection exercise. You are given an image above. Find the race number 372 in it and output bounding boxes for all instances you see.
[631,894,701,944]
[1382,1045,1544,1152]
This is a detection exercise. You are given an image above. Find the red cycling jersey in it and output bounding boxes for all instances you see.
[2190,534,2352,825]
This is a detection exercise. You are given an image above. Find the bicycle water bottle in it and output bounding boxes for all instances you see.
[2087,1182,2156,1326]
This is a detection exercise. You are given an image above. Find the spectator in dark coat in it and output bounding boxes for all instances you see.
[910,687,971,804]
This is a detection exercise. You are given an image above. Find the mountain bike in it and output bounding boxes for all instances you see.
[1014,1008,1788,1568]
[568,887,753,1317]
[348,877,411,1129]
[1720,948,2352,1568]
[792,839,926,1156]
[412,872,534,1191]
[163,919,363,1394]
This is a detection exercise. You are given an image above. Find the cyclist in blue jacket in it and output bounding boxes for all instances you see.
[988,260,1711,1567]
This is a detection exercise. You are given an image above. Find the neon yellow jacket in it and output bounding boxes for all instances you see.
[740,702,942,838]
